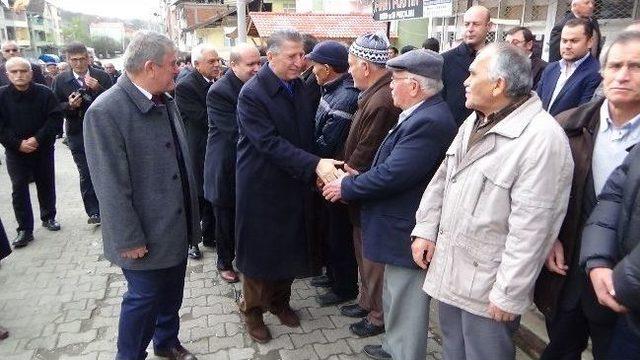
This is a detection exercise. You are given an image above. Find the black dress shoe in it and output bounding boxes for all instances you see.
[154,344,197,360]
[42,219,61,231]
[340,303,369,318]
[87,214,101,225]
[188,245,202,259]
[310,274,333,288]
[12,231,33,248]
[363,345,391,360]
[317,291,356,307]
[349,318,384,337]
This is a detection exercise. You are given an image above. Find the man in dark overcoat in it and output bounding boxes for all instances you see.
[441,6,491,125]
[52,41,112,225]
[548,0,602,63]
[203,43,261,283]
[84,31,200,360]
[0,41,47,86]
[175,44,221,258]
[235,30,342,344]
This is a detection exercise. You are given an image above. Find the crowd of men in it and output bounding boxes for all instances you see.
[1,0,640,358]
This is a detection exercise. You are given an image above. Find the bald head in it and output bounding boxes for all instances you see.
[230,43,262,83]
[463,6,491,50]
[571,0,594,18]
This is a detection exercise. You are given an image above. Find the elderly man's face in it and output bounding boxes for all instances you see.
[195,50,220,80]
[68,52,90,75]
[231,48,261,83]
[464,54,496,113]
[46,64,58,76]
[6,61,33,89]
[104,63,116,75]
[603,41,640,109]
[560,25,593,62]
[2,44,20,61]
[348,53,369,91]
[572,0,594,18]
[267,40,304,81]
[505,31,532,54]
[390,71,419,110]
[152,49,179,93]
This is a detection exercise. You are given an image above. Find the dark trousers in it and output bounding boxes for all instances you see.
[541,301,615,360]
[5,149,56,232]
[239,275,294,315]
[353,225,385,326]
[324,202,357,298]
[199,197,214,246]
[117,260,187,360]
[67,133,99,217]
[608,317,640,360]
[214,205,234,270]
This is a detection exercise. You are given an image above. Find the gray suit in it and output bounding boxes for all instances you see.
[83,74,201,271]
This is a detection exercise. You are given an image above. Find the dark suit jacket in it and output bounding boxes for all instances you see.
[203,69,243,206]
[175,70,213,197]
[531,56,548,90]
[83,74,201,271]
[441,42,475,126]
[52,68,112,135]
[235,64,320,280]
[536,54,601,116]
[0,62,47,87]
[341,95,457,268]
[549,11,602,63]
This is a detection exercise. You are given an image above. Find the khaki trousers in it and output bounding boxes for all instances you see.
[353,225,385,326]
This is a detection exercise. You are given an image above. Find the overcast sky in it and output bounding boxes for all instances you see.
[52,0,162,20]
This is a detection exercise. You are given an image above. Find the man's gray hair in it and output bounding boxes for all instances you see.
[5,57,31,71]
[600,31,640,68]
[191,44,218,65]
[266,29,303,54]
[409,74,444,95]
[124,31,177,74]
[230,43,259,64]
[482,42,532,98]
[1,40,18,51]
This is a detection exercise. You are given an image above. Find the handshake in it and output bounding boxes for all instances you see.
[314,158,359,203]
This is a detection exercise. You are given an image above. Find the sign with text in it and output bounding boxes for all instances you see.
[423,0,453,18]
[373,1,424,21]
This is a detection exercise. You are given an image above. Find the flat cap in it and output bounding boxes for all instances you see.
[385,49,443,81]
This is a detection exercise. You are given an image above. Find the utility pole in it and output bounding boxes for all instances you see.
[237,0,247,43]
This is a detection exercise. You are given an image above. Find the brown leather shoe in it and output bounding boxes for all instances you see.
[219,269,239,283]
[274,307,300,327]
[153,344,197,360]
[243,310,272,343]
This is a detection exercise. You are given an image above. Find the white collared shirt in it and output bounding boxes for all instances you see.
[397,100,425,126]
[132,83,153,100]
[592,99,640,194]
[549,52,590,108]
[73,71,87,86]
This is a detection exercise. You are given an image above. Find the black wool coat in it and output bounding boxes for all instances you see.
[203,69,244,207]
[235,64,320,280]
[441,42,474,126]
[175,70,213,196]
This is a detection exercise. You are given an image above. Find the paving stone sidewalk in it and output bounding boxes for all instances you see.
[0,141,529,360]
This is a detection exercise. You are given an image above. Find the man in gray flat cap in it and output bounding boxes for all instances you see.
[323,49,457,359]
